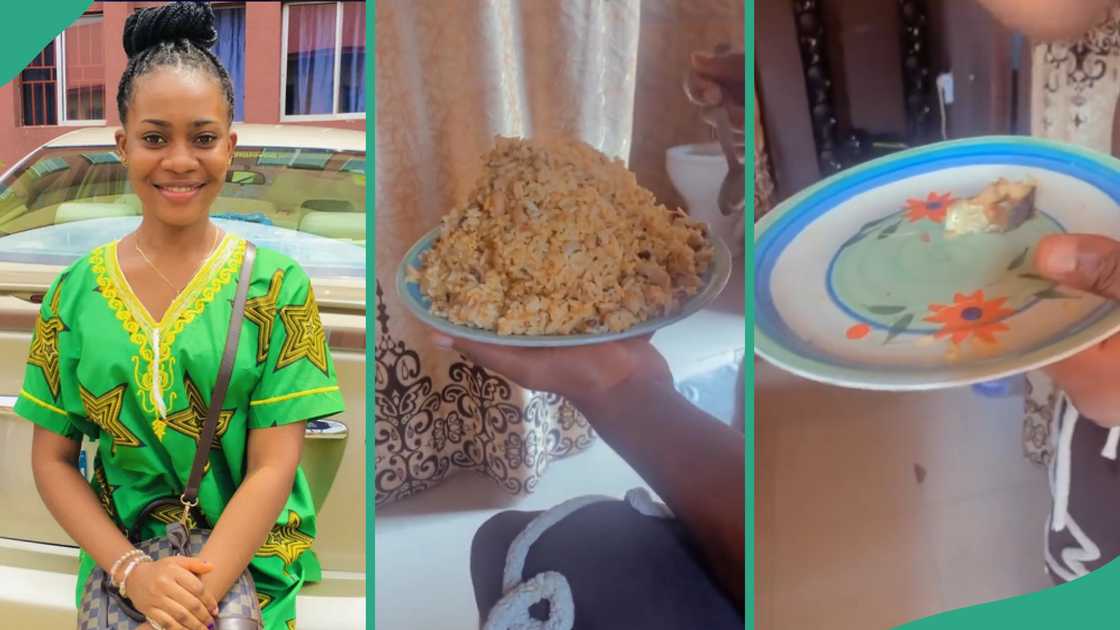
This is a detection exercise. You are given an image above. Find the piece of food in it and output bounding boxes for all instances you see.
[411,136,714,336]
[944,178,1037,237]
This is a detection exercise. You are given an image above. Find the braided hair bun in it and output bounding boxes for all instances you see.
[116,1,234,123]
[123,1,217,58]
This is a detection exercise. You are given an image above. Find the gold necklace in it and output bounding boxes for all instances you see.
[134,227,221,294]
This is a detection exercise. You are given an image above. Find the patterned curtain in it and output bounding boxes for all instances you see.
[1031,9,1120,154]
[1022,8,1120,466]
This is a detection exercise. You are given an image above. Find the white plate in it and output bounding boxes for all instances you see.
[755,136,1120,390]
[397,226,732,347]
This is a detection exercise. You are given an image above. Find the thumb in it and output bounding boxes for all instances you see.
[690,49,745,105]
[690,49,745,82]
[172,556,214,575]
[430,333,537,382]
[1035,234,1120,301]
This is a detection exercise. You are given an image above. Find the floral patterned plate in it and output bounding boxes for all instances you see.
[755,136,1120,390]
[397,225,733,347]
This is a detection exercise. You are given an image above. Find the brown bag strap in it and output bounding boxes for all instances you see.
[181,241,256,509]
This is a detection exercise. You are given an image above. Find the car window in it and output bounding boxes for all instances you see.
[0,145,366,279]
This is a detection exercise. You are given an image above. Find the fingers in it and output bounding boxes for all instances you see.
[1035,234,1120,301]
[148,603,200,630]
[1040,347,1096,384]
[1041,339,1120,424]
[698,103,746,137]
[172,565,219,617]
[432,333,542,388]
[690,50,746,91]
[685,73,724,108]
[171,556,213,576]
[153,576,212,629]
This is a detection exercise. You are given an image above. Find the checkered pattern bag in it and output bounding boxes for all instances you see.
[77,521,263,629]
[76,244,263,629]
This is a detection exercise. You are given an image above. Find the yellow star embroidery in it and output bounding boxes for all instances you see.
[149,503,199,530]
[93,460,120,522]
[286,621,296,630]
[245,270,284,364]
[276,287,329,375]
[165,371,234,449]
[80,384,139,452]
[27,280,67,400]
[257,510,313,575]
[257,593,272,611]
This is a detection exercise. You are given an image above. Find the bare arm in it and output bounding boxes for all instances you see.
[31,428,137,582]
[33,428,219,630]
[434,335,745,607]
[976,0,1113,40]
[570,375,745,607]
[196,422,304,601]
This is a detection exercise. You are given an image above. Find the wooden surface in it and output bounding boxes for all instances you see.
[928,0,1017,139]
[757,0,821,201]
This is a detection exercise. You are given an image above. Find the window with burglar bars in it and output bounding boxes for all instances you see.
[18,14,105,127]
[20,45,58,126]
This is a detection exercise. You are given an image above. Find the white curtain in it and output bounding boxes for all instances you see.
[339,2,366,114]
[286,2,338,116]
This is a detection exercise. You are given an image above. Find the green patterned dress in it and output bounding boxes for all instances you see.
[14,233,345,629]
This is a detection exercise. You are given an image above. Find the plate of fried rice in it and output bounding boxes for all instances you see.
[396,136,733,347]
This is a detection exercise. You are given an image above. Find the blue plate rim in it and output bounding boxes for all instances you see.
[754,135,1120,389]
[396,225,733,348]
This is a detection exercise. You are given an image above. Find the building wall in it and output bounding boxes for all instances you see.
[0,2,365,171]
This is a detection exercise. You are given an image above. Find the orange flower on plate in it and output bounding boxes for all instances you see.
[924,290,1014,345]
[905,192,954,223]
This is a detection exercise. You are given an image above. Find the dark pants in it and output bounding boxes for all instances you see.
[1046,402,1120,584]
[470,500,743,629]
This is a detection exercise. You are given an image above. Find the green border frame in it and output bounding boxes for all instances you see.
[11,1,1120,628]
[0,1,89,86]
[746,2,757,629]
[367,1,376,627]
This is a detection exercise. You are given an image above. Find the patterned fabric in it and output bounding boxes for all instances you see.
[1024,8,1120,465]
[374,283,592,503]
[1023,371,1058,466]
[15,234,344,629]
[1031,7,1120,154]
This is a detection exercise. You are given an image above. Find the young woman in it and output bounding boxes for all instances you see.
[15,3,344,629]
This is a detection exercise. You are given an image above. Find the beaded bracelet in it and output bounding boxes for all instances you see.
[118,555,152,599]
[109,549,145,587]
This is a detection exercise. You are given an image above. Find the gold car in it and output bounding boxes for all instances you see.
[0,124,366,628]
